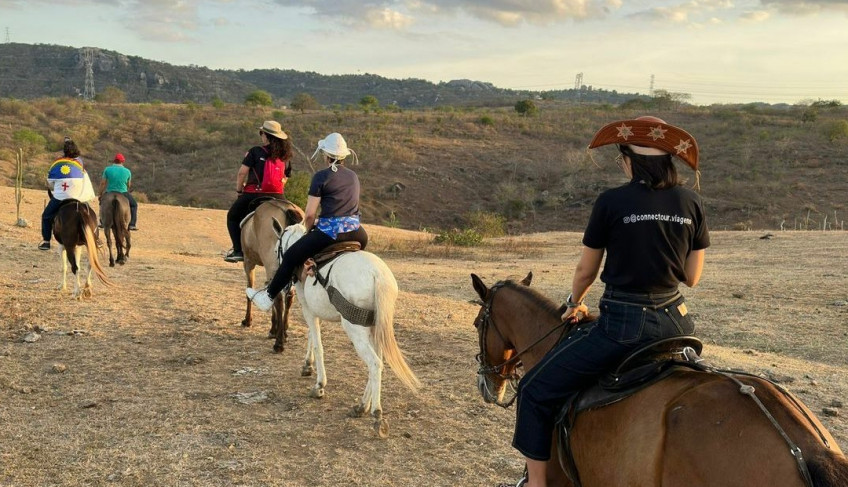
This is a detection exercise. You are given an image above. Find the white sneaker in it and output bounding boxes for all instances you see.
[246,287,274,312]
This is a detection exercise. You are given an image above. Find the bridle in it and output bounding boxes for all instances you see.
[474,281,571,408]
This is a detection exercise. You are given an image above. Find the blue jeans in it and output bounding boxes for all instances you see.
[512,287,694,460]
[41,196,63,242]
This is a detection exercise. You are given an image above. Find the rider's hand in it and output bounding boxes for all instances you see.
[561,303,589,324]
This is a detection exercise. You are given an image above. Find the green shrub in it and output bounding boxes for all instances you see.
[434,228,483,246]
[824,120,848,142]
[478,115,495,126]
[466,211,505,237]
[284,171,311,208]
[13,129,47,157]
[245,90,273,107]
[514,99,538,117]
[211,96,225,109]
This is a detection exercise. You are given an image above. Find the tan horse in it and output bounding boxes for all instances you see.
[471,272,848,487]
[240,199,304,351]
[99,192,131,267]
[53,200,113,299]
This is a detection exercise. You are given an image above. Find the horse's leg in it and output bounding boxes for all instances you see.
[106,224,115,267]
[123,220,131,259]
[72,246,83,299]
[242,264,255,328]
[57,246,68,291]
[82,256,93,299]
[303,309,325,397]
[272,288,294,344]
[272,296,285,351]
[342,320,388,438]
[114,225,125,265]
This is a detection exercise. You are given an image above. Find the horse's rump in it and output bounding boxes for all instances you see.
[567,369,842,486]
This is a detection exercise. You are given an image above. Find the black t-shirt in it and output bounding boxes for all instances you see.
[583,182,710,292]
[241,145,292,188]
[308,166,361,218]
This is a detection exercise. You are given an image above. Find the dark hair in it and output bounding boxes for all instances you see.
[619,145,679,189]
[63,139,81,158]
[267,136,292,162]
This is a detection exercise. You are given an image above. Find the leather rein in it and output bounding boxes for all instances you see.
[474,281,571,409]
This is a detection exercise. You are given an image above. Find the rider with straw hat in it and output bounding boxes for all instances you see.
[247,132,367,311]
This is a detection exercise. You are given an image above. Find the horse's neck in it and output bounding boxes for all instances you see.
[503,296,562,371]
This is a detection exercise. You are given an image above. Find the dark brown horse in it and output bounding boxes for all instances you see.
[239,199,304,352]
[471,272,848,487]
[53,200,113,299]
[99,192,131,266]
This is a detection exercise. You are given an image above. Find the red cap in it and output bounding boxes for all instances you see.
[114,153,125,163]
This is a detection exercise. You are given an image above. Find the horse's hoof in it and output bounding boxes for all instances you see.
[348,404,366,418]
[118,260,125,266]
[300,365,314,377]
[109,262,115,267]
[374,419,389,438]
[309,386,324,399]
[82,289,92,298]
[241,319,251,328]
[272,344,284,354]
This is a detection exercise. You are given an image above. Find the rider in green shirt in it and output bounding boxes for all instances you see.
[99,153,139,230]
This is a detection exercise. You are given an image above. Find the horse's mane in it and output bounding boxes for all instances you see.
[501,280,563,320]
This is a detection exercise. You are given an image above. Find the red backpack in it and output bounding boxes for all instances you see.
[247,148,286,194]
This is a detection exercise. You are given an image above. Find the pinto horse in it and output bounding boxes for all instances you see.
[471,272,848,487]
[53,200,112,299]
[99,192,131,266]
[272,222,420,437]
[239,199,304,350]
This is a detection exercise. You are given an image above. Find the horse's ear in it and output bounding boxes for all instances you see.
[286,209,303,224]
[520,271,533,286]
[271,217,283,237]
[471,273,488,301]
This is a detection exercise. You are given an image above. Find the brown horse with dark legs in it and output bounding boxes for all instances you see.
[239,199,304,352]
[99,192,131,266]
[53,200,113,299]
[471,272,848,487]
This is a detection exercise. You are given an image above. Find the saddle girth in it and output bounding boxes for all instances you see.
[298,242,374,327]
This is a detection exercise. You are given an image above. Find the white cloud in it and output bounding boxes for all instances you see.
[760,0,848,16]
[740,9,770,21]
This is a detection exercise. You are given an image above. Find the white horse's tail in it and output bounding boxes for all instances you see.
[373,271,420,392]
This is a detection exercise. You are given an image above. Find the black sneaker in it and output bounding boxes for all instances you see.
[224,250,244,263]
[38,241,51,251]
[129,225,138,231]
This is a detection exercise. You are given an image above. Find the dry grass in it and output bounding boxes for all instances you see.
[1,186,846,487]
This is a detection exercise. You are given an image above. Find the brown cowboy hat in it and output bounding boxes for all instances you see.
[588,115,699,171]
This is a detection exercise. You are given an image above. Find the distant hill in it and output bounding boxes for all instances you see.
[0,43,647,108]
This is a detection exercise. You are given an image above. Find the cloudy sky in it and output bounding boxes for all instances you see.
[1,0,846,105]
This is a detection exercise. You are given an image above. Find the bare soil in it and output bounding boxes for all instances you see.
[1,186,846,487]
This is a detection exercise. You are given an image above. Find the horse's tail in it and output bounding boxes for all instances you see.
[372,268,420,392]
[80,209,113,287]
[112,196,128,244]
[809,451,848,487]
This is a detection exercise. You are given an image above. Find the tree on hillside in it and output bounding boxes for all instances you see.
[95,86,126,104]
[514,99,538,117]
[290,92,320,113]
[360,95,379,111]
[245,90,273,107]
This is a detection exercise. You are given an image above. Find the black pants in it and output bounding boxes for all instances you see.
[226,193,282,252]
[267,226,368,297]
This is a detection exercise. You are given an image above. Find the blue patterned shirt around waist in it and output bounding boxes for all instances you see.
[315,215,361,239]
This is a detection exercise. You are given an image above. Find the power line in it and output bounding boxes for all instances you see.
[82,48,95,101]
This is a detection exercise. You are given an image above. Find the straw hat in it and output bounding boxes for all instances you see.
[259,121,288,140]
[588,115,699,171]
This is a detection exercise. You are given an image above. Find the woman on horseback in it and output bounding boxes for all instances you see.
[246,132,367,311]
[39,137,96,251]
[513,116,710,487]
[224,120,292,262]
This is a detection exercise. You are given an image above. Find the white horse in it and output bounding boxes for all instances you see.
[272,222,420,437]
